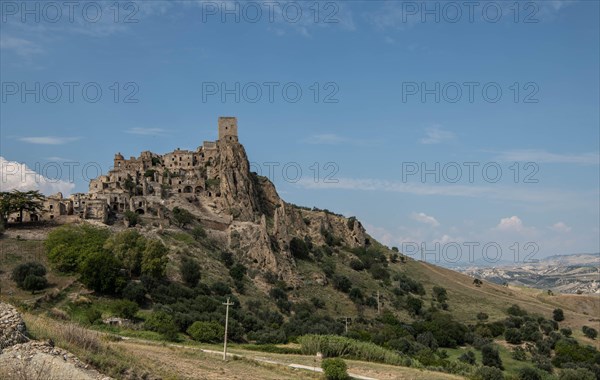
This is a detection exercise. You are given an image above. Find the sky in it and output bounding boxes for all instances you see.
[1,0,599,266]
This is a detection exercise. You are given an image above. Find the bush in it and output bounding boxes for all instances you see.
[473,366,504,380]
[172,207,194,228]
[141,239,168,279]
[582,326,598,340]
[123,210,139,226]
[332,275,352,293]
[45,224,110,272]
[560,328,572,337]
[79,251,125,294]
[299,335,406,366]
[458,350,476,365]
[349,288,364,304]
[349,259,365,271]
[477,312,489,321]
[112,300,139,319]
[559,368,596,380]
[505,328,523,344]
[220,251,234,268]
[433,286,448,302]
[481,345,503,370]
[85,308,102,324]
[145,311,179,341]
[507,304,527,317]
[512,346,527,361]
[190,225,207,241]
[229,263,247,282]
[187,321,224,343]
[289,237,310,260]
[553,308,565,322]
[12,262,47,291]
[518,367,543,380]
[180,258,201,287]
[322,358,349,380]
[122,281,146,305]
[23,274,48,293]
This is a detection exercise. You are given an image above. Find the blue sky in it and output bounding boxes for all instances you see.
[1,0,598,265]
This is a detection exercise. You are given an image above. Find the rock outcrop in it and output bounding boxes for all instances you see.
[0,302,111,380]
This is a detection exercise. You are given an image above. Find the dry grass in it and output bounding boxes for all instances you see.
[0,357,57,380]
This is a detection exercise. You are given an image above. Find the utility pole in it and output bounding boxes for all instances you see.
[342,316,351,334]
[377,290,381,315]
[222,297,234,361]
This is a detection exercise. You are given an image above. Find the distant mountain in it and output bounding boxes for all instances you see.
[456,253,600,294]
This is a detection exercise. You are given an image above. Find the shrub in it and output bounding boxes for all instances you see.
[553,308,565,322]
[322,259,336,278]
[85,308,102,324]
[12,262,47,291]
[145,311,179,341]
[141,239,168,279]
[190,225,207,241]
[172,207,194,228]
[299,335,406,366]
[322,358,349,380]
[123,210,139,226]
[187,321,224,343]
[348,288,364,304]
[289,237,310,260]
[104,229,146,276]
[560,328,572,337]
[477,312,489,321]
[507,304,527,317]
[229,263,247,282]
[472,366,504,380]
[23,274,48,293]
[512,346,527,361]
[518,367,543,380]
[180,258,201,287]
[79,251,125,294]
[582,326,598,340]
[122,281,146,305]
[211,281,231,296]
[481,345,503,370]
[458,350,476,365]
[332,275,352,293]
[45,224,110,272]
[505,328,523,344]
[405,296,423,316]
[220,251,234,268]
[349,259,365,271]
[433,286,448,302]
[112,300,139,319]
[559,368,596,380]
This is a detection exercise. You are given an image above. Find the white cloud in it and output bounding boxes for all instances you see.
[18,136,80,145]
[420,126,455,144]
[125,128,167,136]
[0,36,44,57]
[496,149,599,165]
[0,156,75,195]
[303,133,347,145]
[550,222,572,233]
[496,216,524,232]
[411,212,440,227]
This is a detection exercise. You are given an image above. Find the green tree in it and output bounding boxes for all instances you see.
[518,367,543,380]
[46,224,110,272]
[104,230,147,276]
[505,328,523,344]
[190,225,206,241]
[458,350,476,365]
[229,263,247,282]
[142,239,168,279]
[0,190,45,223]
[79,251,125,294]
[112,300,139,319]
[553,308,565,322]
[180,258,201,287]
[187,321,224,343]
[23,274,48,294]
[172,207,194,228]
[477,312,489,321]
[559,368,596,380]
[481,345,504,370]
[582,326,598,340]
[12,262,46,288]
[145,311,179,341]
[433,286,448,302]
[123,210,140,227]
[122,281,146,305]
[332,275,352,293]
[322,358,349,380]
[473,366,504,380]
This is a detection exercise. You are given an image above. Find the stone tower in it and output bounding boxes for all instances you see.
[218,117,238,142]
